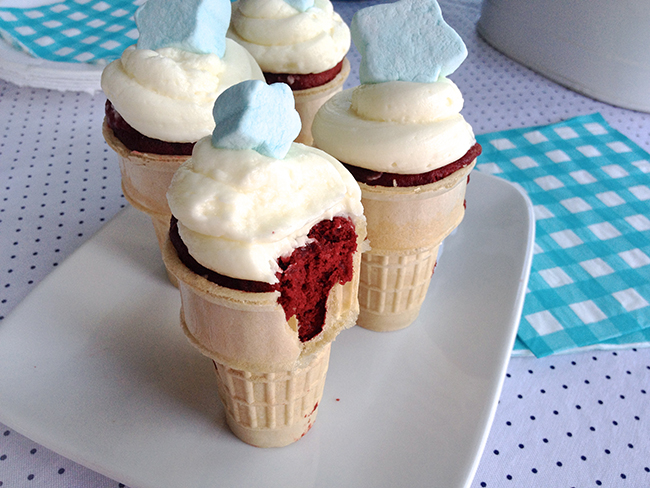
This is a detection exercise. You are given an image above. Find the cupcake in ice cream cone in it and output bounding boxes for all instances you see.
[227,0,351,145]
[101,0,263,282]
[163,80,366,447]
[312,0,481,332]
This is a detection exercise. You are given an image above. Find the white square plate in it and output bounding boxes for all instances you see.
[0,171,535,488]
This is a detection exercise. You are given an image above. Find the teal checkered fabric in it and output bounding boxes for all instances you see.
[476,113,650,357]
[0,0,139,64]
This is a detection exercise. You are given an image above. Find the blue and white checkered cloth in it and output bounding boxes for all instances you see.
[476,113,650,357]
[0,0,139,64]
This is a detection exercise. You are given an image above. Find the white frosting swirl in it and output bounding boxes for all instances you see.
[312,79,476,174]
[167,138,364,283]
[227,0,350,74]
[101,39,263,143]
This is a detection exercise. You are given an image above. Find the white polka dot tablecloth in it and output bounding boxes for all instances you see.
[1,0,649,487]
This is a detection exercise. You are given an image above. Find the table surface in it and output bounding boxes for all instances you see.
[1,1,649,487]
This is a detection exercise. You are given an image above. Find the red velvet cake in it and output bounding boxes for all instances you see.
[170,216,358,342]
[104,100,195,156]
[263,60,345,91]
[343,143,482,187]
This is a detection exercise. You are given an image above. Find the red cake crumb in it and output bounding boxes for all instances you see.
[263,60,344,91]
[305,402,319,417]
[342,143,482,187]
[276,216,357,342]
[170,216,357,342]
[299,421,314,440]
[104,100,195,155]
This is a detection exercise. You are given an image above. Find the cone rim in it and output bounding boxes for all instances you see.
[359,159,476,200]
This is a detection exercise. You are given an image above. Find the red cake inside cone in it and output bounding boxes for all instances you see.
[104,100,195,155]
[170,216,358,342]
[343,143,482,187]
[263,60,344,91]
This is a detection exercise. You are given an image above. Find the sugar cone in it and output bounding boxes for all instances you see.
[293,57,350,146]
[213,344,330,448]
[102,120,189,285]
[357,160,476,331]
[161,216,365,447]
[358,244,441,331]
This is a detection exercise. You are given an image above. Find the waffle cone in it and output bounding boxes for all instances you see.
[213,344,330,448]
[293,57,350,146]
[357,244,441,331]
[103,120,189,285]
[161,215,365,446]
[161,217,364,372]
[357,161,476,331]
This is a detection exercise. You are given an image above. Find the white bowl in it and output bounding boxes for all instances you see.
[477,0,650,113]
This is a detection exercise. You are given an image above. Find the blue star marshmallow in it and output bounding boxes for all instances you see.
[211,80,302,159]
[351,0,467,84]
[135,0,231,57]
[283,0,314,13]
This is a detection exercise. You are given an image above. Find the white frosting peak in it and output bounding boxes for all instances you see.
[101,40,263,142]
[227,0,350,74]
[350,79,464,123]
[312,79,475,174]
[167,139,363,283]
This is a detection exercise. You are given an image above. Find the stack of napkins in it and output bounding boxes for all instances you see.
[476,113,650,357]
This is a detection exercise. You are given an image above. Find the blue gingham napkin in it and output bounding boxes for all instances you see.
[0,0,140,64]
[476,113,650,357]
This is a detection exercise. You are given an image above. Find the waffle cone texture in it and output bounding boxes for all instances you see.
[293,57,350,146]
[213,343,330,448]
[358,160,476,331]
[102,120,188,284]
